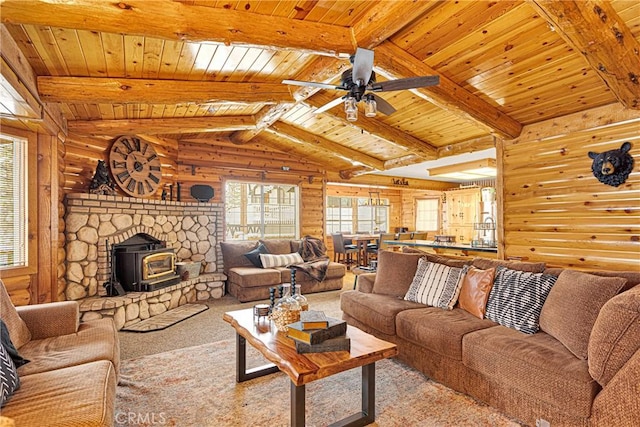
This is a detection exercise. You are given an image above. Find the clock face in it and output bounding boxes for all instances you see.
[109,136,162,198]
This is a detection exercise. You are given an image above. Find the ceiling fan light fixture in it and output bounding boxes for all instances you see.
[344,97,358,121]
[364,95,377,117]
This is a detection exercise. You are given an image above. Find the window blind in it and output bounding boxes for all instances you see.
[0,135,27,268]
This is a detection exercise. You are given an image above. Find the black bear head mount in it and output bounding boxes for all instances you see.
[588,142,634,187]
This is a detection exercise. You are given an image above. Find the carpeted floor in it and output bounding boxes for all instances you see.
[117,276,525,426]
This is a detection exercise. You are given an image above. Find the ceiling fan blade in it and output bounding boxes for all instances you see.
[314,96,344,114]
[373,95,397,116]
[352,47,374,86]
[282,79,341,90]
[370,75,440,92]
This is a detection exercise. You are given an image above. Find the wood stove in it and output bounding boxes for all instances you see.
[113,233,181,292]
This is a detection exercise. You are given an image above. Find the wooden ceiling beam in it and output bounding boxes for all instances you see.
[304,91,438,159]
[0,0,354,56]
[437,136,496,158]
[37,77,291,104]
[328,170,457,191]
[530,0,640,109]
[68,116,256,137]
[266,122,386,171]
[373,41,523,139]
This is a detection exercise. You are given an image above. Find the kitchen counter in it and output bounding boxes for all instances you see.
[382,239,498,258]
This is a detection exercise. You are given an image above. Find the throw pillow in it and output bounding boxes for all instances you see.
[259,252,304,269]
[0,320,29,367]
[539,269,627,360]
[0,343,20,406]
[485,266,557,334]
[458,266,496,319]
[372,250,423,297]
[243,243,270,267]
[404,258,465,310]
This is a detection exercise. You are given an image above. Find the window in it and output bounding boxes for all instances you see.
[225,181,299,240]
[327,196,388,234]
[415,198,440,232]
[0,134,28,269]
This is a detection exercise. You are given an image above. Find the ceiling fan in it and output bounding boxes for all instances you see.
[283,47,439,121]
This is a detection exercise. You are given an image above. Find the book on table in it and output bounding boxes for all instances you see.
[286,317,347,345]
[294,335,351,354]
[299,310,329,330]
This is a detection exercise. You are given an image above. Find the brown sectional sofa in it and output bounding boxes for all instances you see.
[220,239,346,302]
[341,250,640,426]
[1,279,119,426]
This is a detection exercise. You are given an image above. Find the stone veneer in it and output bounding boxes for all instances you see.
[64,193,227,329]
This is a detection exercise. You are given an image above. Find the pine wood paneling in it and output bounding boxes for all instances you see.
[503,118,640,270]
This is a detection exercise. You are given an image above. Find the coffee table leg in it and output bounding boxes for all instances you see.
[235,333,279,382]
[325,362,375,427]
[291,382,305,427]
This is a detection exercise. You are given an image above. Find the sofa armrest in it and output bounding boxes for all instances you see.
[356,273,376,293]
[16,301,80,339]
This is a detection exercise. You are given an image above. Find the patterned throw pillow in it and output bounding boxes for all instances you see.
[485,266,557,334]
[259,252,304,269]
[404,258,465,310]
[0,343,20,406]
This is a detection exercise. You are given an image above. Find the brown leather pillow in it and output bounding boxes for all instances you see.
[539,269,627,359]
[372,250,423,297]
[458,266,496,319]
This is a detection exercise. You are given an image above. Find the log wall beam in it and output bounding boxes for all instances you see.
[530,0,640,109]
[37,77,293,104]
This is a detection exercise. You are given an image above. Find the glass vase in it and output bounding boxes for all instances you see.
[269,283,301,332]
[292,284,309,311]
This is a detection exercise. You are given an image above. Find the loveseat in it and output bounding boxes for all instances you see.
[220,239,346,302]
[0,279,119,426]
[341,250,640,426]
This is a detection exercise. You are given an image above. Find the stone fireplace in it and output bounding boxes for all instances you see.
[64,193,227,329]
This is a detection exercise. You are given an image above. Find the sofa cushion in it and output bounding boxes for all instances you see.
[472,258,546,273]
[463,327,599,418]
[259,239,296,255]
[401,247,471,268]
[0,343,20,406]
[244,243,270,267]
[372,251,423,297]
[0,280,31,349]
[220,241,258,273]
[404,258,465,310]
[283,262,345,284]
[2,360,115,427]
[228,267,281,288]
[485,266,557,334]
[17,318,120,377]
[396,307,497,360]
[259,252,304,268]
[340,290,424,336]
[588,285,640,386]
[539,269,627,360]
[458,266,496,319]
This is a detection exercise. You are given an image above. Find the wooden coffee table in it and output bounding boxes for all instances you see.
[223,308,398,427]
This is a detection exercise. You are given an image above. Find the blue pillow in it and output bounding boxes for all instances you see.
[244,243,270,267]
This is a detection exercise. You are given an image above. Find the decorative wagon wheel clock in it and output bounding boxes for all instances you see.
[109,135,162,198]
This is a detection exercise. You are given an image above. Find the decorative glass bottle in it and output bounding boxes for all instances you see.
[292,284,309,311]
[269,283,301,332]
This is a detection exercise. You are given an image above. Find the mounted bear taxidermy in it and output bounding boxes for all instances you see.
[588,142,634,187]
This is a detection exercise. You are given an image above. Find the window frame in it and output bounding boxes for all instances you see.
[414,197,441,232]
[223,179,300,241]
[0,127,37,278]
[326,195,389,234]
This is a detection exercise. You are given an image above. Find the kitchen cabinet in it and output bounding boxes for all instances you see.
[445,188,480,244]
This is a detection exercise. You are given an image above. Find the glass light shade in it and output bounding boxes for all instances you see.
[364,97,377,117]
[344,97,358,121]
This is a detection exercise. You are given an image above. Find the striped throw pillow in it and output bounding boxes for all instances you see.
[259,252,304,268]
[485,266,557,334]
[404,258,465,310]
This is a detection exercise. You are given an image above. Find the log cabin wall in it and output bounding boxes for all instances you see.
[501,107,640,271]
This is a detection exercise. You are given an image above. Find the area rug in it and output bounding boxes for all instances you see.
[121,304,208,332]
[116,339,524,426]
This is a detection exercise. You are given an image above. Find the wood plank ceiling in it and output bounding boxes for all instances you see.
[1,0,639,180]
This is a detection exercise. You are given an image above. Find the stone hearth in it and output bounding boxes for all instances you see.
[64,193,227,329]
